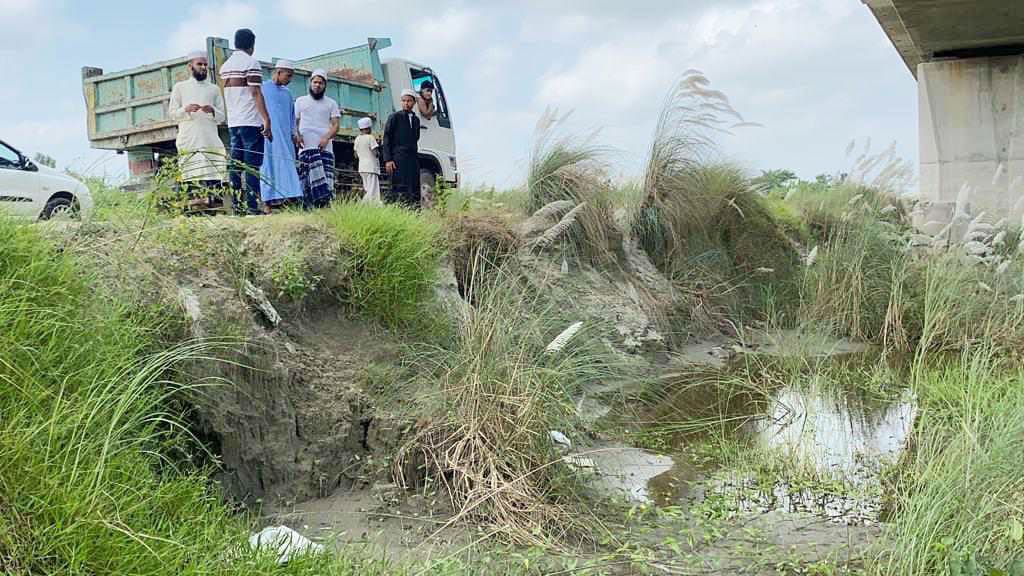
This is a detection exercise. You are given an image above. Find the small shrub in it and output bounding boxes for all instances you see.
[268,248,322,302]
[321,202,443,326]
[447,213,517,303]
[636,163,800,331]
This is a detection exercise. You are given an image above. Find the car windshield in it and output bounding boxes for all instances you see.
[0,142,21,168]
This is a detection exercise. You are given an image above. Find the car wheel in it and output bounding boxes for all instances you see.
[419,169,437,209]
[41,196,78,220]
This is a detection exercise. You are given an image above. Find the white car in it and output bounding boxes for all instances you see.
[0,139,92,220]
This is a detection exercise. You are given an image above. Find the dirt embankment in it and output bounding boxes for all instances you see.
[54,204,796,510]
[56,217,414,505]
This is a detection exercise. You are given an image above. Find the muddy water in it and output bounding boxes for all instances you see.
[750,385,916,481]
[641,383,917,523]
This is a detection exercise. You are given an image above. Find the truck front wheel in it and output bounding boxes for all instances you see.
[419,169,437,209]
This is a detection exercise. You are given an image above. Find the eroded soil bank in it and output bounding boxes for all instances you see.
[53,213,917,573]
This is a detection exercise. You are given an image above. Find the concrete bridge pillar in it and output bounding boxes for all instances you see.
[917,55,1024,229]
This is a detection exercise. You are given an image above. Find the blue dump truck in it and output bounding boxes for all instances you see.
[82,36,457,194]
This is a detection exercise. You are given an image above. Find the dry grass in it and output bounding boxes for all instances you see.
[395,271,612,546]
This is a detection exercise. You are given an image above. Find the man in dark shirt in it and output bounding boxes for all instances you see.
[383,89,421,207]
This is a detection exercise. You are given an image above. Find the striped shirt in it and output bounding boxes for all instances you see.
[220,51,264,127]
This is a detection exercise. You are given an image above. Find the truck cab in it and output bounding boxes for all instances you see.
[381,59,458,194]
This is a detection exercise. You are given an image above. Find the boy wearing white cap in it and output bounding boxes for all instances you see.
[295,69,341,208]
[354,117,381,205]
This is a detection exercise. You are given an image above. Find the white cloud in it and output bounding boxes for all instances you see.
[280,0,390,28]
[0,0,36,12]
[6,116,99,169]
[475,44,512,85]
[537,37,667,110]
[167,1,259,56]
[521,0,915,187]
[407,8,481,60]
[0,0,44,50]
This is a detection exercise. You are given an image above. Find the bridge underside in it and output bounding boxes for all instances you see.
[865,0,1024,77]
[865,1,1024,230]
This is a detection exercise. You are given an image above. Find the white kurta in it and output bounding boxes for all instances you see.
[169,77,227,182]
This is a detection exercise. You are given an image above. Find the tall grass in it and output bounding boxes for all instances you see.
[874,350,1024,574]
[635,162,800,332]
[396,269,618,546]
[525,109,619,265]
[0,217,247,573]
[0,214,469,575]
[799,219,909,343]
[321,202,444,326]
[912,253,1024,356]
[630,72,798,332]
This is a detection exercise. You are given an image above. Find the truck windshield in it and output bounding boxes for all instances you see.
[410,68,451,128]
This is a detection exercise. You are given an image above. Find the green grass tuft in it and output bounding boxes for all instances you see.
[874,351,1024,575]
[321,202,444,327]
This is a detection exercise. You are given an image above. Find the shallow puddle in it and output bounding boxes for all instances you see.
[645,380,917,524]
[577,443,675,502]
[750,385,916,481]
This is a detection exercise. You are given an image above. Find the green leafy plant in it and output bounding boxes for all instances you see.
[269,249,321,302]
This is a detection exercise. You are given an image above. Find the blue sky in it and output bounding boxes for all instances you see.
[1,0,917,188]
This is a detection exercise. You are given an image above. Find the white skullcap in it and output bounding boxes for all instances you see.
[187,50,207,61]
[274,59,295,70]
[400,89,417,99]
[311,68,327,80]
[357,117,372,130]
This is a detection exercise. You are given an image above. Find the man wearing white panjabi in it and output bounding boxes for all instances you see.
[168,50,227,208]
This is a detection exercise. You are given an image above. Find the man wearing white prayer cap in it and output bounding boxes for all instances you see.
[295,68,341,208]
[167,48,227,211]
[382,89,421,206]
[258,58,303,209]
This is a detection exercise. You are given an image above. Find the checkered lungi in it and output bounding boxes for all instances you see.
[298,148,335,208]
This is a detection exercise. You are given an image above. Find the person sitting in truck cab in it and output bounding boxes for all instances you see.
[221,28,272,216]
[168,50,226,210]
[416,80,435,121]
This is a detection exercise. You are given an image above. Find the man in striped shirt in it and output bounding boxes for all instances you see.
[221,28,272,215]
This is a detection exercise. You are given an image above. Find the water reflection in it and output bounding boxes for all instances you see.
[644,383,917,524]
[751,386,916,481]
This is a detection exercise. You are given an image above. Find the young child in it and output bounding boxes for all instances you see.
[354,117,381,205]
